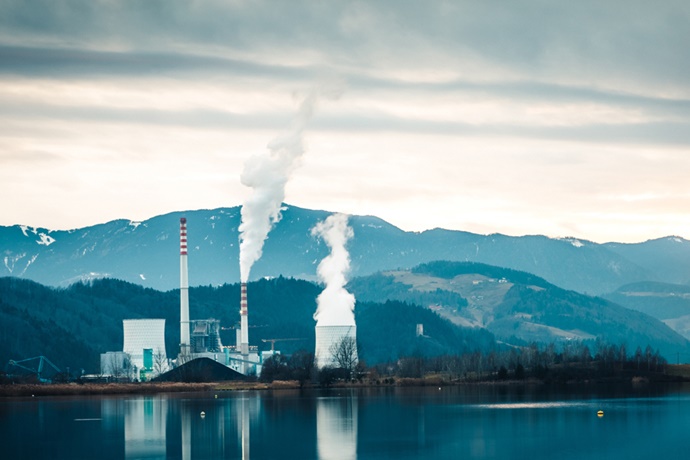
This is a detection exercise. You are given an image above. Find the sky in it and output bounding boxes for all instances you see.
[1,0,689,243]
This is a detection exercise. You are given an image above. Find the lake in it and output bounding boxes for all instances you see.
[1,383,688,459]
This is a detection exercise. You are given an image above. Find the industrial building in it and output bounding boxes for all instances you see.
[100,217,267,380]
[98,319,168,380]
[123,319,167,372]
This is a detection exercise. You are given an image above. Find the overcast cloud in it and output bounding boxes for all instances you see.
[1,0,689,243]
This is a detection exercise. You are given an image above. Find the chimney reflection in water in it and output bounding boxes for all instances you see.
[114,393,358,459]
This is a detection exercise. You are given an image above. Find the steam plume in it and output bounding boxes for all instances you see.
[238,83,341,282]
[312,213,356,326]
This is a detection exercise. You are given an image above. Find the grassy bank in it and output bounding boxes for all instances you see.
[0,381,271,398]
[3,365,689,398]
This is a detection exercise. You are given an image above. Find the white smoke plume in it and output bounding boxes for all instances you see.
[238,82,342,282]
[312,213,356,326]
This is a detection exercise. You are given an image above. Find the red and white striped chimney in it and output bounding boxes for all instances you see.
[179,217,191,356]
[240,282,249,355]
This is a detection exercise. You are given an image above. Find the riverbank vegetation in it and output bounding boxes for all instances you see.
[260,338,679,388]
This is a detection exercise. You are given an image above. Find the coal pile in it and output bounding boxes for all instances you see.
[154,358,246,383]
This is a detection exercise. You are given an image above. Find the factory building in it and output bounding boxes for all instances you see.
[191,319,223,353]
[99,318,168,380]
[123,318,168,378]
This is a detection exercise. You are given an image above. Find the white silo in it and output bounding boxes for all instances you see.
[123,319,167,374]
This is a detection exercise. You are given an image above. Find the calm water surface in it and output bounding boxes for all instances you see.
[1,384,688,459]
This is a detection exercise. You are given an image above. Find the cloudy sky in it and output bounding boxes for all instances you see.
[1,0,689,243]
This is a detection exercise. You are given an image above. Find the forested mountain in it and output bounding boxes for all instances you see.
[0,276,495,374]
[348,261,690,359]
[2,204,689,295]
[603,281,690,341]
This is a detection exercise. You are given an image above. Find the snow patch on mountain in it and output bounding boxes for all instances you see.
[37,233,55,246]
[20,254,39,275]
[560,237,585,248]
[4,253,27,273]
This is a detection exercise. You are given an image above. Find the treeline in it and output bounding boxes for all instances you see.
[382,340,668,382]
[260,339,670,386]
[412,261,552,288]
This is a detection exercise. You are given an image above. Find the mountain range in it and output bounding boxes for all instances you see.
[3,203,690,365]
[2,204,690,296]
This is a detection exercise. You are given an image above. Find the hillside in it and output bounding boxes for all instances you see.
[2,204,689,295]
[0,276,493,374]
[604,281,690,341]
[348,261,690,359]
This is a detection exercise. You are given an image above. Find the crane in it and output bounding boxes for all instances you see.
[261,338,306,352]
[6,356,61,383]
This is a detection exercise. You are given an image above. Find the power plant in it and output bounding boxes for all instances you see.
[98,213,356,380]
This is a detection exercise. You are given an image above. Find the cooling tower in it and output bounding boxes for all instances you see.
[123,319,167,372]
[179,217,191,357]
[315,325,357,369]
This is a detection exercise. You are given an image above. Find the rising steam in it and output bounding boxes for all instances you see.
[238,83,342,282]
[312,213,356,326]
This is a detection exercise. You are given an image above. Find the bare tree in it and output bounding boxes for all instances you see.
[109,353,132,381]
[330,335,358,377]
[153,348,168,376]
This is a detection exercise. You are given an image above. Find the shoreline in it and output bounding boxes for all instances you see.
[2,372,688,399]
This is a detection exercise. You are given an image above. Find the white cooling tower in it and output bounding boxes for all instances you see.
[315,325,357,369]
[123,319,167,372]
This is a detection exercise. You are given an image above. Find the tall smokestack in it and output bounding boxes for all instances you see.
[179,217,191,357]
[240,282,249,355]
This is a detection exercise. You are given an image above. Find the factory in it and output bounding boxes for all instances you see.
[100,214,355,380]
[100,217,265,379]
[176,217,262,375]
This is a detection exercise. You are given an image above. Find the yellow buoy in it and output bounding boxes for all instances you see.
[597,410,604,417]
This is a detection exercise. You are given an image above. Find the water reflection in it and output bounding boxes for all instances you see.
[4,385,690,459]
[125,397,167,459]
[176,393,261,459]
[317,395,358,460]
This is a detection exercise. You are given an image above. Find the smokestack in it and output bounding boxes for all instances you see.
[179,217,190,357]
[240,282,249,355]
